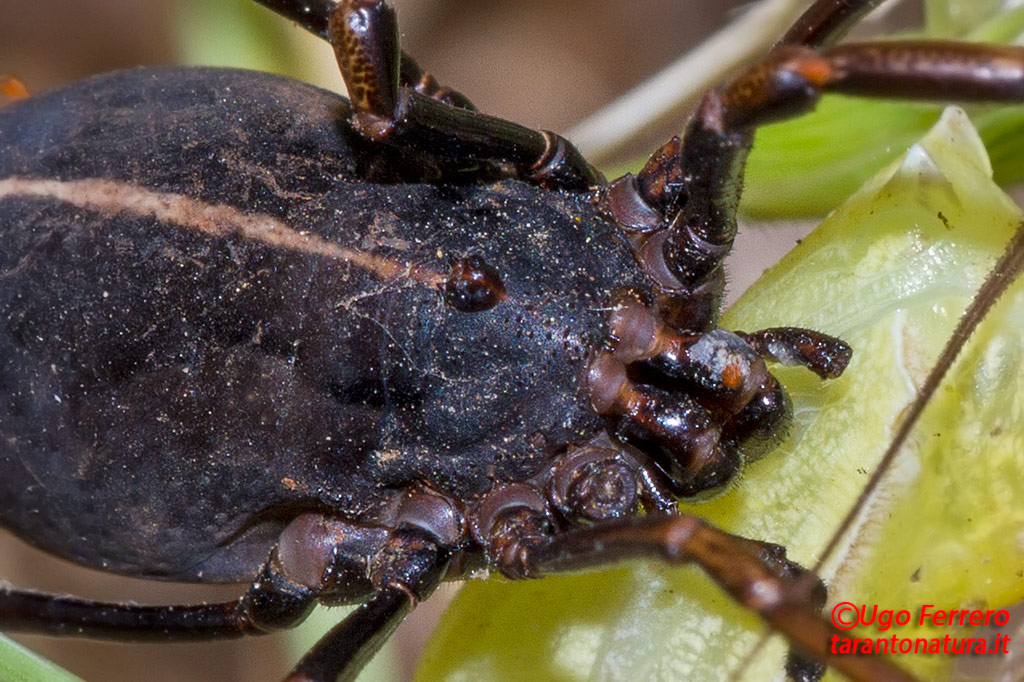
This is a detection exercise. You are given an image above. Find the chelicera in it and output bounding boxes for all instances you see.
[2,1,1023,681]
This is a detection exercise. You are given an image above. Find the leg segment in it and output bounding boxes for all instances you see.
[718,41,1024,132]
[252,0,475,109]
[600,38,1024,324]
[0,513,405,640]
[251,0,337,39]
[779,0,886,48]
[665,38,1024,291]
[737,327,852,379]
[286,527,450,682]
[0,558,316,640]
[518,514,918,682]
[327,0,601,189]
[590,300,851,492]
[285,588,412,682]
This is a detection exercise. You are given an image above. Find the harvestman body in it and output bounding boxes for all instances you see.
[2,1,1024,681]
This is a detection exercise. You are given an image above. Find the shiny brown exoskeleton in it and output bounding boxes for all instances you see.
[3,1,1024,681]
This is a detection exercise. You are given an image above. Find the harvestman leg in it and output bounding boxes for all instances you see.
[510,514,918,682]
[283,588,415,682]
[632,38,1024,299]
[326,0,602,189]
[256,0,601,189]
[284,528,451,682]
[0,522,452,682]
[252,0,474,110]
[0,559,316,640]
[779,0,887,47]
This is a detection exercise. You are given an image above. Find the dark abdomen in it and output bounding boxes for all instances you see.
[0,67,646,581]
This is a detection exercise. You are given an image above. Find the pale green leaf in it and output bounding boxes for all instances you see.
[0,635,84,682]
